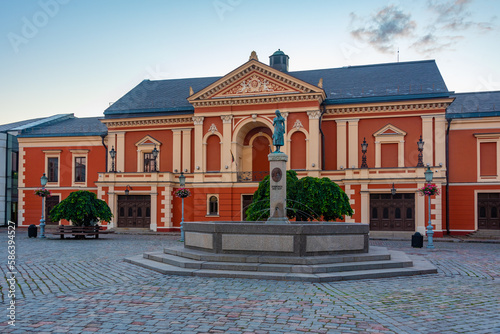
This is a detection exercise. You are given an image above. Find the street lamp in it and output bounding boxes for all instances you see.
[424,166,435,249]
[179,172,186,242]
[152,145,159,172]
[124,185,132,196]
[360,137,368,168]
[417,136,424,167]
[391,183,397,196]
[39,173,48,238]
[109,146,116,172]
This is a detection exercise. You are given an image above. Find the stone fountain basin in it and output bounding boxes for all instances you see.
[183,221,369,257]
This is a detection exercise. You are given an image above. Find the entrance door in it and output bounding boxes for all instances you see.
[242,194,254,221]
[478,193,500,230]
[252,136,270,182]
[117,195,151,228]
[45,195,60,225]
[370,193,415,231]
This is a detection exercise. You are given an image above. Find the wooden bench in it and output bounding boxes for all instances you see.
[50,225,113,239]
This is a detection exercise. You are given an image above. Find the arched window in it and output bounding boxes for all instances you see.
[206,135,221,172]
[291,131,307,170]
[208,195,218,216]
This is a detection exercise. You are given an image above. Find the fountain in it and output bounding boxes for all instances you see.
[126,110,437,281]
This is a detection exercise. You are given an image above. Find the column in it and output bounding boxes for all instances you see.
[348,119,359,168]
[193,116,204,182]
[221,115,233,182]
[107,186,116,229]
[422,116,434,166]
[360,184,369,224]
[182,129,192,173]
[336,120,347,169]
[150,185,158,231]
[161,186,173,228]
[434,115,446,167]
[416,182,425,234]
[116,132,125,172]
[307,110,321,175]
[106,133,117,172]
[172,129,182,173]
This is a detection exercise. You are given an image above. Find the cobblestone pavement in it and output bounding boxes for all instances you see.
[1,230,499,333]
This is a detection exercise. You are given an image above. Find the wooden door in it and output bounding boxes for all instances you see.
[45,195,60,225]
[478,193,500,230]
[370,193,415,231]
[117,195,151,228]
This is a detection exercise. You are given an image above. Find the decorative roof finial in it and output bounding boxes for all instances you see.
[318,78,323,89]
[249,51,258,61]
[189,86,194,95]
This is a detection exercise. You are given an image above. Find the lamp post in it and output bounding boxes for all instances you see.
[424,166,435,249]
[417,136,424,167]
[391,183,396,196]
[39,173,48,238]
[179,172,186,242]
[152,145,159,172]
[361,137,368,168]
[125,185,132,196]
[110,146,116,172]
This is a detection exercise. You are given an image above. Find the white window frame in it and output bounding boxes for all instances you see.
[70,149,89,187]
[43,150,62,187]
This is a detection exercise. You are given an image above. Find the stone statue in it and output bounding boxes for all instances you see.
[272,110,285,152]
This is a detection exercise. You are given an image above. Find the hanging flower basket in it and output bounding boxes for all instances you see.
[418,183,440,196]
[34,188,51,198]
[174,188,191,198]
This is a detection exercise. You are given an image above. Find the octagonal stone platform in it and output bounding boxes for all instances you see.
[126,221,437,282]
[183,222,369,256]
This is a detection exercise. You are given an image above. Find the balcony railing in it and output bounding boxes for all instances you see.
[237,171,269,183]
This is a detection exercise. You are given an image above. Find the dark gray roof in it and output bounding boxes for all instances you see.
[104,60,450,118]
[0,118,44,133]
[104,77,220,118]
[291,60,449,103]
[18,116,107,138]
[447,91,500,119]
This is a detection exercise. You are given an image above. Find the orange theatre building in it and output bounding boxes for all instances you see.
[14,50,500,237]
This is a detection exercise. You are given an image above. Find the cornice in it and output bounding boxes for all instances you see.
[325,101,451,115]
[104,117,193,128]
[192,93,324,107]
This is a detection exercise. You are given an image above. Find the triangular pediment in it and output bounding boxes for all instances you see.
[135,135,161,147]
[188,59,325,102]
[373,124,407,137]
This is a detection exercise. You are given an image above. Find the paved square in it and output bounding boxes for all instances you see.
[1,231,499,333]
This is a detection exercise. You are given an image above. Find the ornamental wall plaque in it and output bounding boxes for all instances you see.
[271,167,282,182]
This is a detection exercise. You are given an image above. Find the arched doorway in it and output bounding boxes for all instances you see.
[233,121,273,182]
[251,134,271,181]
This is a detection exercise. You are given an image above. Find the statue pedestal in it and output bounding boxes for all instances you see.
[267,152,289,224]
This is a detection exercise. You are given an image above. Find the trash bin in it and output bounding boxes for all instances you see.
[28,224,38,238]
[411,232,423,248]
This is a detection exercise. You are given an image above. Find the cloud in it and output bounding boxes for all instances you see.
[411,33,463,55]
[349,1,496,56]
[427,0,494,32]
[350,5,416,53]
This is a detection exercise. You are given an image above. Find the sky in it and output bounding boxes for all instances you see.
[1,0,499,125]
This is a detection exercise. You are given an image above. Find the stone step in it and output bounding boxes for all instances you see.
[163,245,392,265]
[125,252,437,282]
[144,251,412,274]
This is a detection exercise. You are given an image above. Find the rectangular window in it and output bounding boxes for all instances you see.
[381,143,398,168]
[480,142,497,176]
[75,157,86,182]
[144,153,155,172]
[11,151,18,172]
[48,158,58,182]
